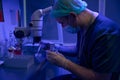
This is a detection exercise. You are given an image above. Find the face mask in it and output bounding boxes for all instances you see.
[64,25,80,33]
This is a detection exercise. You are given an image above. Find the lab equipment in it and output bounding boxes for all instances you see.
[34,43,42,63]
[34,41,59,63]
[14,6,52,44]
[30,6,52,43]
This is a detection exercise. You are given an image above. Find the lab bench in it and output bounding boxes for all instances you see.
[0,56,47,80]
[0,43,70,80]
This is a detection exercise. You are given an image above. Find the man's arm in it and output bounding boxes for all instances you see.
[46,50,112,80]
[56,45,77,56]
[65,59,112,80]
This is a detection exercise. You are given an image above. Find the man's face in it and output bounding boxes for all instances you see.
[56,14,81,33]
[56,13,78,28]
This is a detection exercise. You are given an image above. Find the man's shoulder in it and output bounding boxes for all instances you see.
[93,15,120,35]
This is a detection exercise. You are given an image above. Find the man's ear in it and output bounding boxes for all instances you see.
[68,12,77,26]
[68,12,77,21]
[69,12,77,19]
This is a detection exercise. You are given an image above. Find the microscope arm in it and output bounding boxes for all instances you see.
[30,6,52,43]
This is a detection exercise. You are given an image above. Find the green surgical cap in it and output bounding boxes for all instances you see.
[51,0,87,18]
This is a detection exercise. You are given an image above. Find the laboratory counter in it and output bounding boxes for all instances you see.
[0,55,48,80]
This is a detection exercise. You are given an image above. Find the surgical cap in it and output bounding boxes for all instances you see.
[51,0,87,18]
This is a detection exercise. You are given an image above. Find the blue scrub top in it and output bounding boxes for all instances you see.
[77,14,120,79]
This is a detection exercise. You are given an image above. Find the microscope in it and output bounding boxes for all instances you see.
[14,6,52,44]
[4,6,53,68]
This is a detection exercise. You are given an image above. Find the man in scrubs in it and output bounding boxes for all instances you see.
[46,0,120,80]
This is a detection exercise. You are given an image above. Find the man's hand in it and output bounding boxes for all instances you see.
[46,50,112,80]
[46,50,68,68]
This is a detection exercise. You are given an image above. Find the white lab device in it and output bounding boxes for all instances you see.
[30,6,52,43]
[14,6,52,43]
